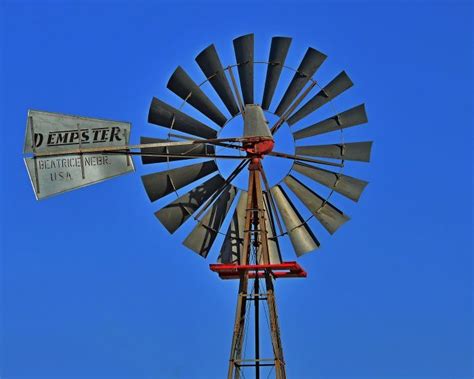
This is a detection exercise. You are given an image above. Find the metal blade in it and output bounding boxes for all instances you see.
[274,47,327,116]
[271,185,320,256]
[218,191,248,264]
[183,185,238,258]
[262,37,292,110]
[262,192,283,264]
[195,44,240,116]
[295,141,373,162]
[140,136,215,164]
[293,161,368,202]
[284,175,349,234]
[233,33,254,105]
[155,174,225,234]
[148,97,217,139]
[293,104,367,140]
[141,160,218,202]
[167,66,227,127]
[287,71,353,125]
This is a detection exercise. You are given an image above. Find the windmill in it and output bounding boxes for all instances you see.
[23,34,371,378]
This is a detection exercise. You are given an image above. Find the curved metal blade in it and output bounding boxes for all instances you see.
[218,191,247,264]
[296,141,373,162]
[284,175,349,234]
[262,192,283,264]
[262,36,292,110]
[293,161,368,202]
[271,185,320,256]
[183,185,238,258]
[274,47,327,116]
[195,44,239,116]
[287,71,353,125]
[293,104,367,140]
[233,33,254,105]
[140,136,215,164]
[148,97,217,139]
[155,174,225,234]
[167,66,227,127]
[141,160,218,202]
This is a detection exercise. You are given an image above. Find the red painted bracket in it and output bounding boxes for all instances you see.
[209,261,307,280]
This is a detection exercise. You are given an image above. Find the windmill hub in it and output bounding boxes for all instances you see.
[243,138,274,157]
[242,104,275,157]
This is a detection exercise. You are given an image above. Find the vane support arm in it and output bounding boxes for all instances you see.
[31,136,262,158]
[95,151,249,160]
[270,81,317,135]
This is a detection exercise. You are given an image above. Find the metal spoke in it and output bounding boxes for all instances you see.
[270,81,317,135]
[259,163,284,236]
[100,151,249,160]
[268,151,344,168]
[31,136,249,158]
[194,159,250,220]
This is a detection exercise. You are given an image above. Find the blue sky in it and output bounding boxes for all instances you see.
[1,1,472,378]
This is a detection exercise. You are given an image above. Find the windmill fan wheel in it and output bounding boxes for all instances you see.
[140,34,372,263]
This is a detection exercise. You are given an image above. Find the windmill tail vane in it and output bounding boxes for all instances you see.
[23,33,372,378]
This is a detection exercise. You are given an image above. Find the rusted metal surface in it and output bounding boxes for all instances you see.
[210,262,306,280]
[30,137,245,158]
[226,162,287,379]
[140,136,215,164]
[262,192,283,264]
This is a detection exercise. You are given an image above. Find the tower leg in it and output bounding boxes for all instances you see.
[254,274,260,379]
[265,273,286,379]
[227,273,287,379]
[227,273,248,379]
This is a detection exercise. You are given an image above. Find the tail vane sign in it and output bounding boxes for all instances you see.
[24,110,135,200]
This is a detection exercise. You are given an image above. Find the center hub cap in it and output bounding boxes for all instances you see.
[242,104,274,156]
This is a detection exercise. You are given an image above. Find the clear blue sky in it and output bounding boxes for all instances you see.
[1,1,472,378]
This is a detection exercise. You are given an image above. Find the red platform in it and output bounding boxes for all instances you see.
[209,261,307,280]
